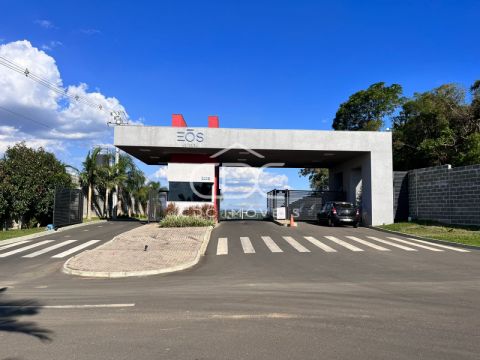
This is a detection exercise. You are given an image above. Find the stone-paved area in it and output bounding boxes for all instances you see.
[65,224,211,273]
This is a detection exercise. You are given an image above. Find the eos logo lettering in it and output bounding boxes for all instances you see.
[176,128,204,143]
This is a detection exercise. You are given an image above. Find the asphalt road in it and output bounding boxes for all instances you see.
[1,220,479,360]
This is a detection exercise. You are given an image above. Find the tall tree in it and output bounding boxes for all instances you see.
[298,168,329,190]
[80,147,103,220]
[0,143,72,228]
[332,82,403,131]
[392,82,480,170]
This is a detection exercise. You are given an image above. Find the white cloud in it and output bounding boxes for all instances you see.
[34,19,56,29]
[151,166,168,180]
[0,40,137,157]
[80,28,101,35]
[41,40,63,51]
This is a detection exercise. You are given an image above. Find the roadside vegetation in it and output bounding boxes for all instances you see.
[301,80,480,187]
[159,215,214,228]
[0,227,45,242]
[159,204,216,227]
[379,221,480,247]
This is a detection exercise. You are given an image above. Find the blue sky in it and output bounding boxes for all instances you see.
[0,0,479,209]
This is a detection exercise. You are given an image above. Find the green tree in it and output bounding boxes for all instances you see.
[298,168,329,190]
[80,147,103,220]
[392,83,479,170]
[332,82,403,131]
[0,143,72,228]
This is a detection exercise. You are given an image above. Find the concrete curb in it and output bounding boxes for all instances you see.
[62,225,214,278]
[371,226,480,250]
[0,220,108,246]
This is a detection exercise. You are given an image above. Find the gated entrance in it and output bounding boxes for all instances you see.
[147,189,168,222]
[53,188,84,228]
[267,189,345,221]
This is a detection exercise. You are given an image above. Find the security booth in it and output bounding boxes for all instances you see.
[114,114,394,226]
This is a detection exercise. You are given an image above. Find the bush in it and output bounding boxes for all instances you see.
[164,203,179,216]
[159,215,214,228]
[182,204,216,220]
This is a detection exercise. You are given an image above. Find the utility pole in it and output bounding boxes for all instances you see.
[107,110,128,220]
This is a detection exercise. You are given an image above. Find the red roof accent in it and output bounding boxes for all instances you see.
[172,114,187,127]
[208,115,219,128]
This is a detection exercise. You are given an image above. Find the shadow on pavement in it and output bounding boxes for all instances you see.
[0,287,53,343]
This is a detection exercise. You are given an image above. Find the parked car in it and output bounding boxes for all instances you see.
[317,201,360,227]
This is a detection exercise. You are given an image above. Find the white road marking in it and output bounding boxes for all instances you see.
[303,236,337,252]
[0,303,135,309]
[0,240,32,251]
[51,240,100,258]
[83,229,89,232]
[240,237,255,254]
[324,236,364,252]
[97,226,103,228]
[406,238,470,252]
[0,240,54,258]
[23,240,77,258]
[367,237,417,251]
[345,236,390,251]
[217,237,228,255]
[282,236,310,252]
[261,236,283,253]
[387,237,444,252]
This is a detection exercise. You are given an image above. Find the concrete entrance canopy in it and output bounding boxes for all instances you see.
[114,121,394,226]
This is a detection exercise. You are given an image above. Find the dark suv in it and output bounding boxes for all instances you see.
[317,201,360,227]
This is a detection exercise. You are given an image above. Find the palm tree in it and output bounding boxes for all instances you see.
[80,147,102,220]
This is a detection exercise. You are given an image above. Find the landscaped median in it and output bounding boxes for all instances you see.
[63,220,214,278]
[378,221,480,248]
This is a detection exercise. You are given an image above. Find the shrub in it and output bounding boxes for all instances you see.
[182,204,216,220]
[164,203,179,216]
[159,215,215,228]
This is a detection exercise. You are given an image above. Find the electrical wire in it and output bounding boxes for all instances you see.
[0,104,52,129]
[0,55,127,124]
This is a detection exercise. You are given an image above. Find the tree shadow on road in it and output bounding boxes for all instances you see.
[0,287,53,343]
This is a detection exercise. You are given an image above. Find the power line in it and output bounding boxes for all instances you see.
[0,55,128,125]
[0,104,52,129]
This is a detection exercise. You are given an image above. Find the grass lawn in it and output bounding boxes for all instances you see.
[379,221,480,247]
[0,227,46,242]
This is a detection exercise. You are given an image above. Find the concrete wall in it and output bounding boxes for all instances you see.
[408,164,480,225]
[330,151,394,226]
[167,163,215,213]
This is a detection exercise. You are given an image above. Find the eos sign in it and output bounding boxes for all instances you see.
[176,128,204,145]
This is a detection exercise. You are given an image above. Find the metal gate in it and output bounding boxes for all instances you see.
[53,188,84,228]
[148,189,167,222]
[267,189,345,221]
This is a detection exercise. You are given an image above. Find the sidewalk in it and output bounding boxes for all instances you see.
[63,224,213,278]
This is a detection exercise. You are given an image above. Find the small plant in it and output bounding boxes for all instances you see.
[182,204,216,220]
[159,215,214,228]
[164,203,179,216]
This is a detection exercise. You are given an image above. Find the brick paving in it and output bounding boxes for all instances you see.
[65,224,211,273]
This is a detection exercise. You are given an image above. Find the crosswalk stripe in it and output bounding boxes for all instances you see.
[0,240,32,251]
[51,240,100,258]
[367,237,417,251]
[217,238,228,255]
[303,236,337,252]
[282,236,310,252]
[405,238,470,252]
[22,240,77,258]
[387,237,443,252]
[324,236,364,252]
[261,236,283,253]
[240,237,255,254]
[345,236,390,251]
[0,240,54,257]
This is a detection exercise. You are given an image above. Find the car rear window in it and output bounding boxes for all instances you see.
[335,203,354,209]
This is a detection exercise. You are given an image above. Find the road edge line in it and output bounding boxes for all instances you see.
[0,220,108,246]
[370,226,480,250]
